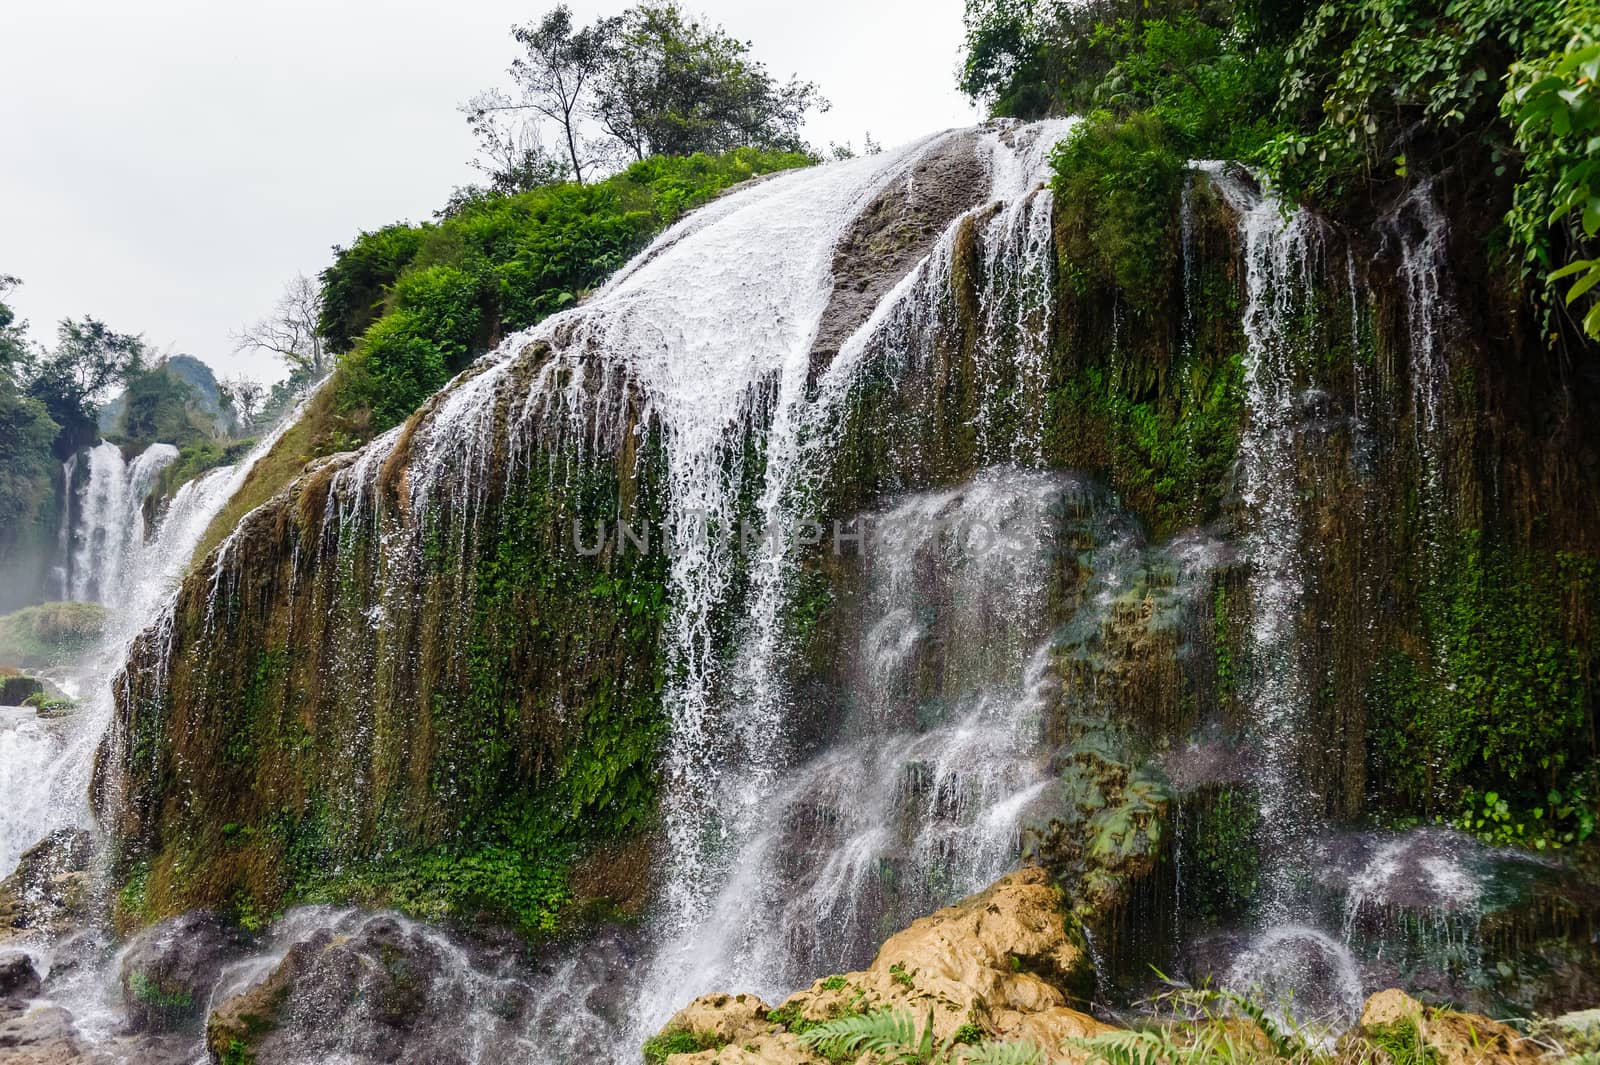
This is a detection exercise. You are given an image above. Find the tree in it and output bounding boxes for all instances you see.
[0,275,32,378]
[218,375,267,431]
[466,6,616,185]
[592,1,827,161]
[234,273,328,379]
[460,113,573,197]
[0,278,58,556]
[118,362,205,449]
[26,316,146,453]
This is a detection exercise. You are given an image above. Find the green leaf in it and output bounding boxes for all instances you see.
[1566,266,1600,305]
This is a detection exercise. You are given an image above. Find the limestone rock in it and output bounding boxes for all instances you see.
[118,910,252,1033]
[650,868,1111,1065]
[0,830,92,943]
[1357,989,1543,1065]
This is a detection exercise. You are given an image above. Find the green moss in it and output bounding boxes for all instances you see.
[1367,535,1597,821]
[127,969,193,1012]
[1179,787,1261,923]
[642,1027,723,1065]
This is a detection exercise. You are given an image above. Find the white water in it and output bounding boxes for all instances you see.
[62,440,179,607]
[1197,162,1322,920]
[0,399,311,880]
[1193,163,1376,1024]
[222,120,1076,1061]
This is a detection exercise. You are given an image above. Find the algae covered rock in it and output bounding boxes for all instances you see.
[204,911,542,1065]
[118,911,252,1033]
[0,675,43,706]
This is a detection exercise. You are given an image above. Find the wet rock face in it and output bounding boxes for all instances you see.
[205,913,541,1065]
[650,868,1111,1064]
[0,952,40,1002]
[808,129,987,380]
[0,829,92,942]
[118,910,253,1033]
[0,1005,98,1064]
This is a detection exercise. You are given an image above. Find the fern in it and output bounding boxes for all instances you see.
[798,1008,1042,1065]
[958,1039,1043,1065]
[1074,1028,1177,1065]
[799,1008,925,1063]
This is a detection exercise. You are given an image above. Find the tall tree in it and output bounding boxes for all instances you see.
[26,316,145,453]
[593,1,827,161]
[233,273,328,380]
[219,375,267,432]
[466,6,615,185]
[0,278,58,555]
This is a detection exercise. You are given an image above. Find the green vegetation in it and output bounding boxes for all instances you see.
[0,601,108,668]
[1367,536,1596,829]
[798,1008,1042,1065]
[322,147,810,438]
[642,1027,724,1065]
[961,0,1600,340]
[1180,788,1261,922]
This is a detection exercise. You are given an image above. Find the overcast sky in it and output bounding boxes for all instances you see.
[2,0,978,384]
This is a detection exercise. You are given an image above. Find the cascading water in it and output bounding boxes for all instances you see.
[60,439,180,608]
[1196,162,1322,921]
[142,121,1078,1063]
[646,469,1069,1006]
[0,403,310,880]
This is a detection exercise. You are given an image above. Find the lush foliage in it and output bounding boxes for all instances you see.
[465,1,825,189]
[1367,537,1595,826]
[1504,5,1600,337]
[798,1008,1042,1065]
[961,0,1600,339]
[316,147,810,437]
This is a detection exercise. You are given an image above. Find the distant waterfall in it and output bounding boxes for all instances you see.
[59,439,179,608]
[0,410,306,879]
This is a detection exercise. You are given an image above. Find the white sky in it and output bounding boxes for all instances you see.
[2,0,978,384]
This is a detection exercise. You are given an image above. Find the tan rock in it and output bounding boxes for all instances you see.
[651,868,1111,1065]
[1358,989,1542,1065]
[1360,988,1425,1028]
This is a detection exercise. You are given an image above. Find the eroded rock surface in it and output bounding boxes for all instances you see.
[0,830,92,943]
[205,912,538,1065]
[1355,988,1544,1065]
[118,910,253,1033]
[650,868,1110,1064]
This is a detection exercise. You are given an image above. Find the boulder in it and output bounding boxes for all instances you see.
[0,951,41,1002]
[0,1005,99,1064]
[118,911,253,1033]
[650,868,1111,1064]
[0,830,92,942]
[204,912,538,1065]
[0,676,43,706]
[1356,989,1543,1065]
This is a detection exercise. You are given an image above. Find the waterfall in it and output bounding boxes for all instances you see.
[163,121,1076,1062]
[61,440,180,608]
[1197,162,1323,920]
[0,402,311,879]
